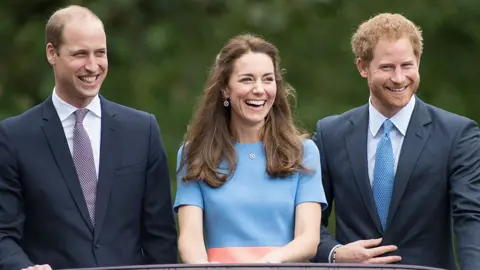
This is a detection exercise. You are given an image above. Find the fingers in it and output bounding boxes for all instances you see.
[367,244,399,257]
[338,239,400,264]
[365,255,402,264]
[357,238,382,248]
[22,265,52,270]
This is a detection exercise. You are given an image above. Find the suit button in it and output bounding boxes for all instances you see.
[95,244,100,248]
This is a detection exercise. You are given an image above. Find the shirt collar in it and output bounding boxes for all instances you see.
[52,88,102,121]
[369,95,416,137]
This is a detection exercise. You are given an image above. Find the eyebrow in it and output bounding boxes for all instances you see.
[379,59,415,65]
[238,72,274,77]
[69,48,107,54]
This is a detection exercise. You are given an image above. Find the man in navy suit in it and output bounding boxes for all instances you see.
[0,5,178,270]
[311,13,480,270]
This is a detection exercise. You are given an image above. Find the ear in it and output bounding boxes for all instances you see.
[356,58,369,78]
[222,87,230,99]
[46,43,57,65]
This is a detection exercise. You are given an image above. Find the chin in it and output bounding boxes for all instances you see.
[77,81,101,92]
[244,117,266,127]
[393,95,412,105]
[80,88,100,96]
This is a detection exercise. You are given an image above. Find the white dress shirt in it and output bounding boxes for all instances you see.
[51,89,102,177]
[367,95,416,185]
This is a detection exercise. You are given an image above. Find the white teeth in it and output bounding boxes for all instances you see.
[80,76,96,83]
[389,87,406,92]
[245,100,265,106]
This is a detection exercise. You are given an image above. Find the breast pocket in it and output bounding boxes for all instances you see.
[112,162,147,207]
[406,163,445,190]
[115,162,147,176]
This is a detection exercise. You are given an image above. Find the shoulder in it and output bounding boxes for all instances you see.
[422,103,480,150]
[426,102,476,127]
[1,103,43,130]
[301,138,320,160]
[0,103,44,140]
[176,143,188,161]
[101,97,162,135]
[102,98,153,122]
[314,104,366,139]
[302,138,318,153]
[316,105,365,130]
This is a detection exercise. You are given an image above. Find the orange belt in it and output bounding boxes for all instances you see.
[207,247,279,263]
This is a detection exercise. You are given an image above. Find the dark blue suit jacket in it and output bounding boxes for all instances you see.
[311,97,480,270]
[0,96,178,270]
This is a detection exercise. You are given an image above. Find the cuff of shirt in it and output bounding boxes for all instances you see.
[328,244,343,263]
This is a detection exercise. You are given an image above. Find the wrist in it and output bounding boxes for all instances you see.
[263,256,282,263]
[261,251,284,263]
[330,245,343,263]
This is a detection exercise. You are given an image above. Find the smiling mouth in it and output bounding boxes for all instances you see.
[78,75,99,84]
[386,86,408,92]
[245,100,266,108]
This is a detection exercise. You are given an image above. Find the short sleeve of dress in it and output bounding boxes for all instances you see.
[173,145,204,212]
[295,139,328,211]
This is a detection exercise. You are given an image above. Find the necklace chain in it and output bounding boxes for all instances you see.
[237,144,257,160]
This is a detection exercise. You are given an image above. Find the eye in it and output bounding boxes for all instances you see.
[73,52,87,57]
[381,66,393,71]
[240,77,253,82]
[263,77,274,82]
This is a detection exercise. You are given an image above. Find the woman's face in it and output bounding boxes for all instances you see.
[226,52,277,131]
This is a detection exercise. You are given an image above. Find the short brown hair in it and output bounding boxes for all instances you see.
[351,13,423,63]
[45,5,102,51]
[178,33,308,187]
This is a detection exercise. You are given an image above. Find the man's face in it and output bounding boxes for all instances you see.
[47,17,108,107]
[357,37,420,117]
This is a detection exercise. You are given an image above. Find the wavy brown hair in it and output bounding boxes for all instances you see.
[178,33,308,187]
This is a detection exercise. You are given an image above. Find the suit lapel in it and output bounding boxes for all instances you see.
[94,96,120,241]
[345,105,383,234]
[41,97,94,231]
[387,98,432,227]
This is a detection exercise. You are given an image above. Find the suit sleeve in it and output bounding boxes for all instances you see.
[311,120,341,263]
[0,122,34,270]
[141,114,178,264]
[449,119,480,270]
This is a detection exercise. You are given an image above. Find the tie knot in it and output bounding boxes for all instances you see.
[75,109,89,123]
[383,119,393,134]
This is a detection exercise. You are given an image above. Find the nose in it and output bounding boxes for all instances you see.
[85,54,99,72]
[252,81,265,94]
[391,68,405,84]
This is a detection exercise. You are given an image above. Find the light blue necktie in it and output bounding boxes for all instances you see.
[373,119,394,231]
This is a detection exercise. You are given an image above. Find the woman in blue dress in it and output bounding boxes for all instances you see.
[174,34,327,264]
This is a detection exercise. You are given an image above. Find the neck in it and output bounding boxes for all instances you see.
[230,120,263,144]
[371,97,400,118]
[55,86,93,109]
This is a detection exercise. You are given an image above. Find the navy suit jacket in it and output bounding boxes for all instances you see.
[0,96,178,270]
[311,97,480,270]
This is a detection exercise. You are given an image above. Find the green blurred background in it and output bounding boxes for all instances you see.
[1,1,479,255]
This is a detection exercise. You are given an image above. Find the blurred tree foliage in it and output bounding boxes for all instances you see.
[0,0,479,248]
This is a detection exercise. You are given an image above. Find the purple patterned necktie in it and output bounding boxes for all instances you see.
[72,109,98,226]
